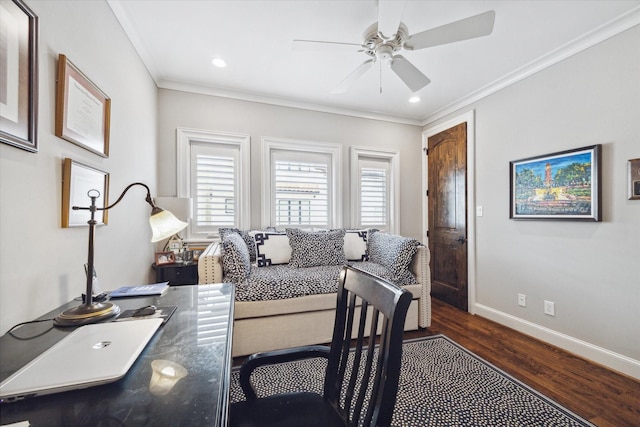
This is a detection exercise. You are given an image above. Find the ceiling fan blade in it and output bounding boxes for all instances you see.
[376,0,407,40]
[293,39,364,52]
[331,59,375,94]
[389,55,430,92]
[404,10,496,50]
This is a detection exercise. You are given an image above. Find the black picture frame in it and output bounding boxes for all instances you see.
[0,0,38,152]
[628,158,640,200]
[509,145,602,221]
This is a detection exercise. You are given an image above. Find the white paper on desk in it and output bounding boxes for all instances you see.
[2,421,30,426]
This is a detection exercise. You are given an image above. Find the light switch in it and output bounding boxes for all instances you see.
[476,206,483,217]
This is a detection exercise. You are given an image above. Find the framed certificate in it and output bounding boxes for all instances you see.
[56,54,110,157]
[0,0,38,152]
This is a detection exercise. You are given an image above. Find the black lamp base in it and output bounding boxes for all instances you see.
[54,301,121,327]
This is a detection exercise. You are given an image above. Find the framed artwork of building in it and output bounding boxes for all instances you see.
[510,145,602,221]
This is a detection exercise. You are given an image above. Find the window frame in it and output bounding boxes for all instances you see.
[261,136,342,229]
[177,128,250,240]
[350,146,400,234]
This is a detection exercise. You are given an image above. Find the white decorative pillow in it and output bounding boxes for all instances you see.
[286,228,346,268]
[252,231,292,267]
[344,229,369,261]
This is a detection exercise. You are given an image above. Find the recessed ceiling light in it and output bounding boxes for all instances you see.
[212,58,227,68]
[409,96,420,103]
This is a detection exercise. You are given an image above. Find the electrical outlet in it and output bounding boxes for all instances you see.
[518,294,526,307]
[544,300,555,316]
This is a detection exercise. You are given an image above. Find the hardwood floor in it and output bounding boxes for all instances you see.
[407,298,640,426]
[232,297,639,425]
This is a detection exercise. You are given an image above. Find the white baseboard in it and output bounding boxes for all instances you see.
[474,303,640,380]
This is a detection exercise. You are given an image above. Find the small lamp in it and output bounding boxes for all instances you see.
[54,183,188,327]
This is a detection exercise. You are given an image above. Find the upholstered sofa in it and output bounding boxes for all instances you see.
[198,228,431,357]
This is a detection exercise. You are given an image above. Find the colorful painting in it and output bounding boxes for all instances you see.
[510,145,601,221]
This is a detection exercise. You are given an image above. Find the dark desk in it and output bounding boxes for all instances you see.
[0,283,235,426]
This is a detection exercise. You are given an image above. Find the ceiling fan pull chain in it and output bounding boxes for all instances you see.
[379,61,383,94]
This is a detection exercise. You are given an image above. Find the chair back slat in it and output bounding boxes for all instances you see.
[343,297,368,417]
[325,266,412,427]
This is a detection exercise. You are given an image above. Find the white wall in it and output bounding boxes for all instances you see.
[157,90,424,240]
[426,26,640,376]
[0,1,158,335]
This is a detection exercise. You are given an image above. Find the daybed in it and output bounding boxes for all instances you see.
[198,228,431,357]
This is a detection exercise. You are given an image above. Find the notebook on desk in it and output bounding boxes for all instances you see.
[0,318,163,402]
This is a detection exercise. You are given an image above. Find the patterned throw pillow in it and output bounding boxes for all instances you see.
[252,231,292,267]
[287,228,346,268]
[219,228,256,262]
[367,231,419,282]
[221,232,251,283]
[344,229,369,261]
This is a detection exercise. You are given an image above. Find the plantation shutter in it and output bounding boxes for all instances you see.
[190,143,239,235]
[359,158,390,229]
[272,151,330,227]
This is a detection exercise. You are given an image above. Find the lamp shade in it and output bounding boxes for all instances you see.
[150,209,188,242]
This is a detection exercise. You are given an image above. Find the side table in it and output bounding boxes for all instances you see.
[152,262,198,285]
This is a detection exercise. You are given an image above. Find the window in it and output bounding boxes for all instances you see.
[360,161,388,226]
[350,146,399,233]
[261,137,342,229]
[177,128,250,240]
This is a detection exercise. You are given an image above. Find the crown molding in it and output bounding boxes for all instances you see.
[158,80,424,126]
[421,6,640,126]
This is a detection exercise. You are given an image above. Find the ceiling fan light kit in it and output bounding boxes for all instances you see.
[293,1,496,95]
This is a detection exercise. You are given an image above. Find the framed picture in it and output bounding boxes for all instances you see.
[190,247,206,261]
[62,158,110,227]
[155,252,176,266]
[628,158,640,200]
[0,0,38,152]
[168,235,183,251]
[510,144,602,221]
[55,54,110,157]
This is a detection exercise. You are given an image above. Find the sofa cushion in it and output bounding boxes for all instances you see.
[221,232,251,282]
[219,228,257,262]
[344,229,369,261]
[287,228,346,268]
[252,231,291,266]
[236,264,343,302]
[367,232,420,283]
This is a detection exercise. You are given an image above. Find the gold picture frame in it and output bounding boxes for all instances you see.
[0,0,38,152]
[55,54,110,157]
[62,158,110,227]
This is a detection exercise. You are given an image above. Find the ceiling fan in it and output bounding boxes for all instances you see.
[293,0,496,94]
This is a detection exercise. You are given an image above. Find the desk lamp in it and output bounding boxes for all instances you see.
[54,183,188,327]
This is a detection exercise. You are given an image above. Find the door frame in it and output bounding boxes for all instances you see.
[422,110,477,314]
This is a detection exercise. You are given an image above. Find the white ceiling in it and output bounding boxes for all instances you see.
[108,1,640,125]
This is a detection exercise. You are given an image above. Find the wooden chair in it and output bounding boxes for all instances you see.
[229,265,412,427]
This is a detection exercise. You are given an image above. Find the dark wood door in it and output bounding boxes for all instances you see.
[427,123,468,311]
